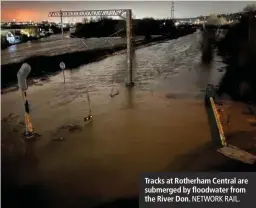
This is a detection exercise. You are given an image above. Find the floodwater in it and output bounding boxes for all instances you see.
[2,32,227,207]
[1,34,144,65]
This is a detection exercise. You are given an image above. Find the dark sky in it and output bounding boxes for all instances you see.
[1,1,254,22]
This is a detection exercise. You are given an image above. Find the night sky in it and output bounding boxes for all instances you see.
[1,1,254,22]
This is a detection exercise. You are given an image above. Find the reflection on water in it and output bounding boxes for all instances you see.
[126,88,134,109]
[7,44,17,53]
[196,63,212,89]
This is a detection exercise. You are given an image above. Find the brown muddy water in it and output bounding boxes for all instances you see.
[2,32,231,207]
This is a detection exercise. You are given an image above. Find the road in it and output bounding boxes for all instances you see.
[2,32,227,207]
[1,34,144,65]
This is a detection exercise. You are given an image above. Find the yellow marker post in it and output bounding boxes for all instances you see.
[210,97,227,147]
[17,63,37,139]
[21,90,34,136]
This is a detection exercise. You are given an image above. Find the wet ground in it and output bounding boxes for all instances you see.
[2,32,255,207]
[1,34,144,65]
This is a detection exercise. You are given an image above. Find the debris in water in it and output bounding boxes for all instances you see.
[59,124,82,132]
[19,121,25,126]
[7,113,19,119]
[52,137,65,141]
[8,113,14,117]
[218,145,256,164]
[2,113,19,122]
[109,85,119,97]
[110,91,119,98]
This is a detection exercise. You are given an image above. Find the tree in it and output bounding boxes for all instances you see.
[82,18,88,24]
[219,17,228,25]
[243,4,256,12]
[206,14,220,25]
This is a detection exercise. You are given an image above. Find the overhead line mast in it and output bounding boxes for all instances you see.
[171,1,175,19]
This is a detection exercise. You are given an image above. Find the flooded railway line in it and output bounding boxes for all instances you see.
[3,32,249,207]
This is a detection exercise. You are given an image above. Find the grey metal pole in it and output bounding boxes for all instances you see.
[125,9,134,87]
[60,10,64,39]
[203,16,206,31]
